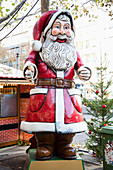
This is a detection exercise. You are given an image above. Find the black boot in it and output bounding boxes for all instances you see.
[56,133,76,159]
[35,132,56,160]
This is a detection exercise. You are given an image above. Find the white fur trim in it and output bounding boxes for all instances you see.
[68,88,81,96]
[55,71,64,126]
[44,10,75,36]
[56,88,64,123]
[20,121,87,133]
[23,61,38,79]
[30,88,48,95]
[20,121,55,133]
[57,70,64,78]
[32,40,42,51]
[56,121,87,133]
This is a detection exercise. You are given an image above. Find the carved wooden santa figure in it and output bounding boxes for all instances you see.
[21,10,91,160]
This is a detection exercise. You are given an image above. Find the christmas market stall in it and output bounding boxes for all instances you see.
[0,64,34,147]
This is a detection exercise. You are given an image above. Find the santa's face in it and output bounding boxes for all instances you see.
[41,15,77,71]
[52,18,72,40]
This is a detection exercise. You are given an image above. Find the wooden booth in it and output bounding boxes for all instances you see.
[0,64,34,147]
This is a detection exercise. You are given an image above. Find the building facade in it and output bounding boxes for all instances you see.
[75,10,113,98]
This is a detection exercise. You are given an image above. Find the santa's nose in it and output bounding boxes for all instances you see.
[60,27,64,34]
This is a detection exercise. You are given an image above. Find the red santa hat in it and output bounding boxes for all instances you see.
[32,10,75,51]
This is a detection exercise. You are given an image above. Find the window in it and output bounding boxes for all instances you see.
[76,41,83,50]
[0,86,17,118]
[85,40,90,49]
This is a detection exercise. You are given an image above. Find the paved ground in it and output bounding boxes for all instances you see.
[0,144,103,170]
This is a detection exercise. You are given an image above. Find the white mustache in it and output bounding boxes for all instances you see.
[47,29,74,44]
[49,34,72,43]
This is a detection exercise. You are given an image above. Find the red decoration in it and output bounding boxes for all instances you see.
[96,90,99,94]
[84,102,87,106]
[102,104,107,108]
[104,123,108,126]
[88,131,92,134]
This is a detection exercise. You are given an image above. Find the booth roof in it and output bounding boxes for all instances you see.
[0,64,24,79]
[0,64,32,85]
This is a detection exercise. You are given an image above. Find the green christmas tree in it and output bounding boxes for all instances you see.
[83,64,113,159]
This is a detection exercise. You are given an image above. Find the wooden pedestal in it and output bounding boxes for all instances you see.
[27,149,85,170]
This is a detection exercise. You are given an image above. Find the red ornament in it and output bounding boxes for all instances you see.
[102,104,107,108]
[88,131,92,134]
[104,123,108,126]
[84,102,87,106]
[96,90,99,94]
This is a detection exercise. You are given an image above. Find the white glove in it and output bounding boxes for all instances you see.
[23,61,38,80]
[25,65,34,79]
[77,66,91,81]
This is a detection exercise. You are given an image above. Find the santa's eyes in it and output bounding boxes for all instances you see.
[55,25,60,29]
[64,25,70,29]
[54,25,70,30]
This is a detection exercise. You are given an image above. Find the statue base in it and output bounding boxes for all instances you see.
[26,149,85,170]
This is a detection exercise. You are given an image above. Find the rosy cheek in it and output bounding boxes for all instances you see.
[52,29,58,35]
[66,30,71,36]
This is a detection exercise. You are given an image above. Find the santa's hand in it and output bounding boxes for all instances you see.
[77,66,91,81]
[23,61,38,80]
[25,65,34,79]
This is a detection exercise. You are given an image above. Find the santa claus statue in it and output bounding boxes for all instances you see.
[21,10,91,160]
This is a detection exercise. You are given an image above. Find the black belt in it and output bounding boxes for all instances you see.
[37,78,75,88]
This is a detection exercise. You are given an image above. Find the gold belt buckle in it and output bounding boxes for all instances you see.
[55,78,64,88]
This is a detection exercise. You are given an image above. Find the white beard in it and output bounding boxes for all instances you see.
[40,29,77,71]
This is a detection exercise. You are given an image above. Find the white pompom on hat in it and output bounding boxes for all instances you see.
[31,40,42,51]
[32,10,75,51]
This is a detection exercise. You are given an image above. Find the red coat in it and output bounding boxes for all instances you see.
[21,50,87,133]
